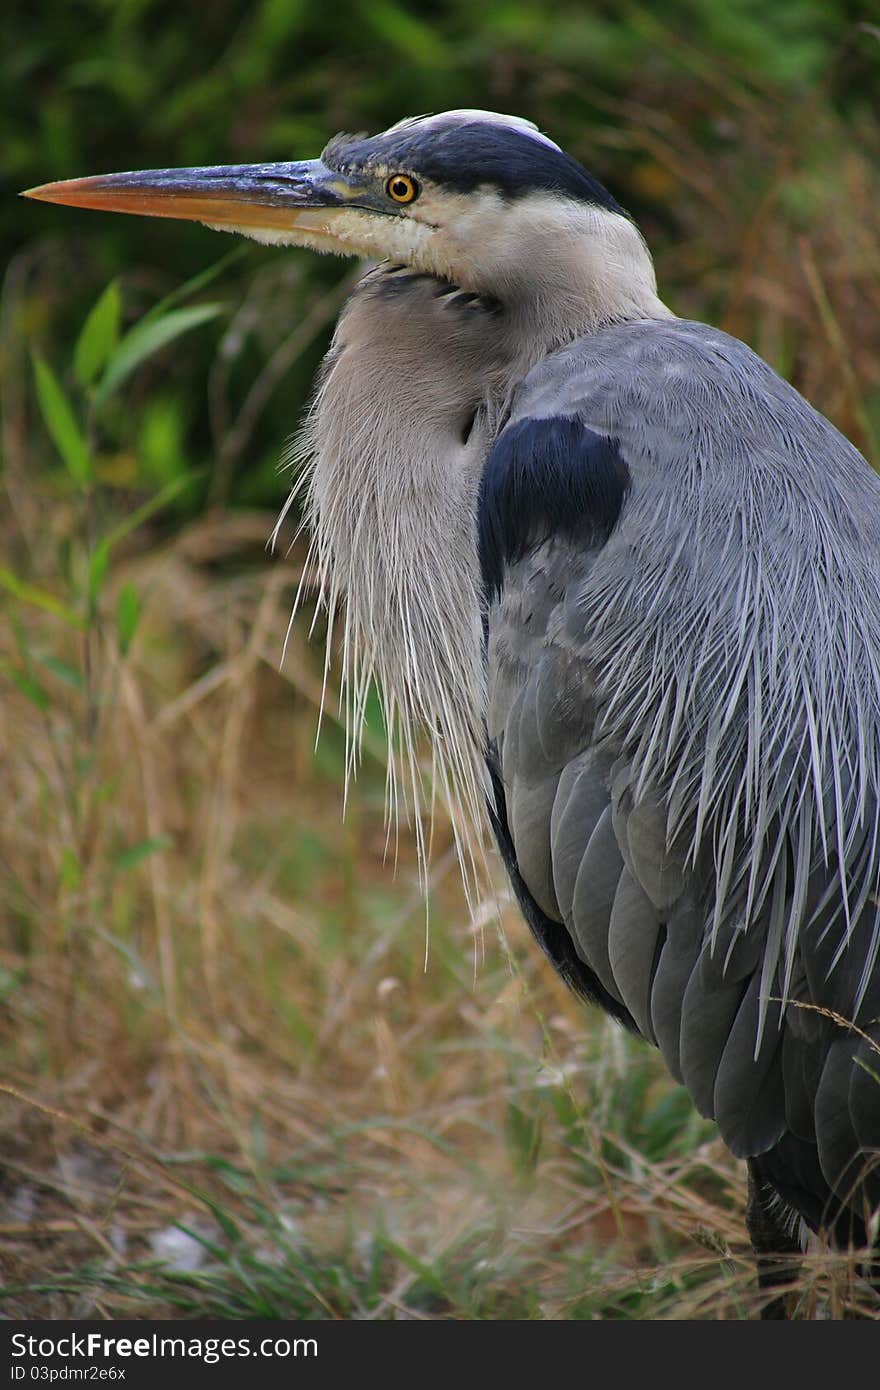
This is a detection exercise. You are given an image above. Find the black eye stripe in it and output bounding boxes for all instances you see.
[324,124,623,212]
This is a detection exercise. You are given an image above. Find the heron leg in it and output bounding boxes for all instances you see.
[746,1160,803,1319]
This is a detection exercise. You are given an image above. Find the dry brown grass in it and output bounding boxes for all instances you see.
[2,509,878,1320]
[0,502,722,1316]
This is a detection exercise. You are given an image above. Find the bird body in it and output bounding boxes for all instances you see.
[302,270,880,1242]
[483,316,880,1244]
[24,109,880,1290]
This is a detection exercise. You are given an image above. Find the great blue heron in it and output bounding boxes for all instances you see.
[25,109,880,1315]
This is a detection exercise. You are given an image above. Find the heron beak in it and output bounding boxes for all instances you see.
[21,160,365,244]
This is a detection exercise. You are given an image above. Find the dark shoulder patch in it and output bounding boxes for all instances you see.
[478,415,630,598]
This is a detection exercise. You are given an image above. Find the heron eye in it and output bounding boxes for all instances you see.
[386,174,419,204]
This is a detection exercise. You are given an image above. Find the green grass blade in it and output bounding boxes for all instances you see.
[0,568,85,628]
[32,354,92,484]
[74,280,121,389]
[113,835,173,871]
[139,246,248,327]
[1,663,50,711]
[101,468,204,551]
[94,305,225,408]
[116,582,141,655]
[87,540,109,606]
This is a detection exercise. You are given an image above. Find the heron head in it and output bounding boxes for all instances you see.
[23,111,652,311]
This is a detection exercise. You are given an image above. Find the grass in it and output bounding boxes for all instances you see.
[0,490,757,1319]
[3,54,880,1320]
[0,511,739,1320]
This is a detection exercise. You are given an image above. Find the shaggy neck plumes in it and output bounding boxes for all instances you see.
[280,268,507,882]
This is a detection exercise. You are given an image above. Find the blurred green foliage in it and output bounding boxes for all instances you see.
[7,0,880,514]
[6,0,873,212]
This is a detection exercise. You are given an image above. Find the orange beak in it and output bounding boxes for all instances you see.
[21,159,359,236]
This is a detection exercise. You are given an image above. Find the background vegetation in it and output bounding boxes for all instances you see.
[2,0,880,1319]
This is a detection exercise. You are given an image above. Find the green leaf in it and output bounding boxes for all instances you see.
[74,280,121,388]
[94,304,224,407]
[101,468,203,550]
[505,1094,543,1178]
[32,354,92,483]
[4,667,48,710]
[116,582,140,655]
[137,395,188,486]
[87,540,109,606]
[377,1237,449,1300]
[199,1197,243,1246]
[84,472,201,617]
[140,246,246,327]
[0,569,85,629]
[60,847,81,891]
[34,654,84,691]
[113,835,172,871]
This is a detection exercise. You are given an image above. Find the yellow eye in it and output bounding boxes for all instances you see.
[386,173,419,204]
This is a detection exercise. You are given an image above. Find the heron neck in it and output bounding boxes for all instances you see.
[289,266,516,872]
[287,252,667,873]
[423,196,673,349]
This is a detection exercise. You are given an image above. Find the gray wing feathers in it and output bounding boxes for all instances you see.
[678,960,747,1120]
[649,898,704,1081]
[492,541,880,1200]
[509,774,559,920]
[487,316,880,1230]
[550,752,610,909]
[613,781,687,913]
[569,805,626,1006]
[815,1038,866,1201]
[535,647,596,764]
[713,978,786,1155]
[849,1030,880,1167]
[607,868,662,1043]
[504,669,560,919]
[781,1027,823,1141]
